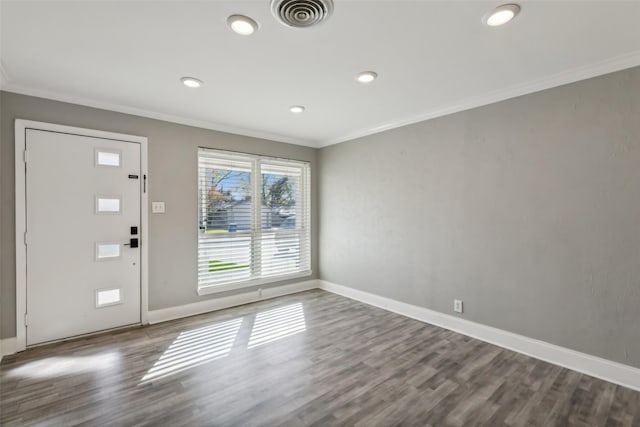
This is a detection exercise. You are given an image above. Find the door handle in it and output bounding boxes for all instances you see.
[124,238,139,248]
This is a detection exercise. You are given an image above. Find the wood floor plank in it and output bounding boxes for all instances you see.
[1,290,639,426]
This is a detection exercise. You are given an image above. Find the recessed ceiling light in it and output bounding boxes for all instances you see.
[356,71,378,84]
[484,4,520,27]
[181,77,203,88]
[227,15,259,35]
[289,105,305,114]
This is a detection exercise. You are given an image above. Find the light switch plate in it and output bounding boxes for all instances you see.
[152,201,165,214]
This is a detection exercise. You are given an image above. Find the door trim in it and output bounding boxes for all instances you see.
[15,119,149,352]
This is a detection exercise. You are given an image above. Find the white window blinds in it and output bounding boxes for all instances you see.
[198,148,311,293]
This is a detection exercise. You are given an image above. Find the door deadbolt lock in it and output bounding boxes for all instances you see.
[124,238,139,248]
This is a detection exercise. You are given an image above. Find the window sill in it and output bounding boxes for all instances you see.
[197,270,312,296]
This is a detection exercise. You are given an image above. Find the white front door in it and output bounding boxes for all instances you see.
[25,129,142,345]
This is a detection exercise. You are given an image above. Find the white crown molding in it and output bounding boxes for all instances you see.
[318,280,640,392]
[321,49,640,147]
[0,82,321,148]
[3,50,640,149]
[148,279,319,324]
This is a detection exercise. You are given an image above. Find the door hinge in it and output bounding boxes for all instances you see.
[24,313,29,327]
[23,150,28,163]
[24,231,28,246]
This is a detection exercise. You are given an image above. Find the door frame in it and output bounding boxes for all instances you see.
[15,119,149,352]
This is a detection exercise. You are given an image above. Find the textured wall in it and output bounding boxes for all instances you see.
[0,91,318,339]
[319,67,640,367]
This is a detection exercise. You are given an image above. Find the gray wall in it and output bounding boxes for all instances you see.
[318,67,640,368]
[0,91,318,339]
[3,68,639,368]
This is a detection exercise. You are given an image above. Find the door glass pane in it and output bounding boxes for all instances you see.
[96,196,121,213]
[96,150,121,167]
[96,243,121,260]
[96,288,122,307]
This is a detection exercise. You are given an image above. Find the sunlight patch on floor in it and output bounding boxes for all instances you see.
[140,318,242,383]
[6,352,120,379]
[140,302,306,383]
[248,302,306,348]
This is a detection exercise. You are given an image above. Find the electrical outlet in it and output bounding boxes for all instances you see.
[454,299,463,313]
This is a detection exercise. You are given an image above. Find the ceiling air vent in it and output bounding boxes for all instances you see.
[270,0,334,28]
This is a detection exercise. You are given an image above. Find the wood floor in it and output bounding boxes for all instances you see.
[1,290,639,426]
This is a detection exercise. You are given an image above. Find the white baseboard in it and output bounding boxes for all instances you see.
[318,280,640,392]
[5,277,639,392]
[148,279,319,324]
[0,337,17,361]
[0,281,318,358]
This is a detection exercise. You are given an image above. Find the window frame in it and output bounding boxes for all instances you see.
[197,148,312,295]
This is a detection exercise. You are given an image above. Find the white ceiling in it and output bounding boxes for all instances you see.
[2,1,640,148]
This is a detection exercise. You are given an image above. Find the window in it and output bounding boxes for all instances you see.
[198,148,311,294]
[95,196,121,214]
[95,149,121,167]
[95,288,122,307]
[96,243,121,260]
